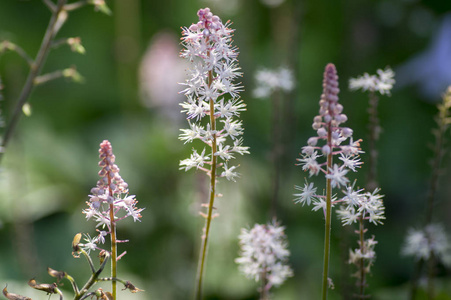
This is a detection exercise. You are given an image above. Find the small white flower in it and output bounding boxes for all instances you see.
[349,73,377,92]
[294,180,317,206]
[312,198,327,212]
[253,66,295,98]
[179,148,211,171]
[341,183,364,207]
[82,208,97,221]
[214,143,233,160]
[326,164,349,188]
[402,224,451,266]
[339,153,362,172]
[349,67,395,96]
[81,234,97,254]
[297,151,322,177]
[221,163,239,181]
[95,213,110,228]
[337,206,360,225]
[231,138,250,156]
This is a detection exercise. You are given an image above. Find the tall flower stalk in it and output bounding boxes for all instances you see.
[347,67,394,297]
[349,67,395,190]
[179,8,249,299]
[336,185,385,298]
[402,86,451,299]
[83,140,144,299]
[253,67,295,217]
[3,140,143,300]
[295,63,383,299]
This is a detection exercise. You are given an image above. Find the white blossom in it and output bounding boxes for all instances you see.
[82,140,144,254]
[236,221,293,289]
[402,224,451,267]
[349,67,395,96]
[294,180,317,206]
[326,164,350,188]
[253,66,295,98]
[179,7,249,179]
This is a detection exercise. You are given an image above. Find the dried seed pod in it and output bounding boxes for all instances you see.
[123,281,144,293]
[27,279,57,294]
[2,286,32,300]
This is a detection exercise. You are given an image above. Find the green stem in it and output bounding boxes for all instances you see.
[366,91,379,191]
[74,251,110,300]
[108,181,117,299]
[427,252,435,300]
[259,268,270,300]
[195,68,216,300]
[270,90,282,219]
[358,217,366,299]
[321,126,333,300]
[0,0,67,165]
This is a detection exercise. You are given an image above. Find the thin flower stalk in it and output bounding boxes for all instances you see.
[347,68,393,297]
[253,67,295,217]
[403,224,451,299]
[83,140,144,299]
[425,86,451,225]
[179,8,249,299]
[349,67,395,190]
[295,63,384,299]
[336,185,385,298]
[403,87,451,300]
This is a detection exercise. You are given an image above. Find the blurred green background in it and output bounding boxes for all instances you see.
[1,0,451,299]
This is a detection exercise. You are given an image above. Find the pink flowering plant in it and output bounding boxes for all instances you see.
[179,7,249,299]
[294,63,385,299]
[82,140,144,299]
[2,140,143,300]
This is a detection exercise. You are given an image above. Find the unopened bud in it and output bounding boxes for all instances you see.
[72,233,82,258]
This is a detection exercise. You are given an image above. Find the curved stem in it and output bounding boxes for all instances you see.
[195,68,216,300]
[74,252,110,300]
[0,0,67,165]
[321,124,333,300]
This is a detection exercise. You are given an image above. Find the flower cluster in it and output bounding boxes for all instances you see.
[294,64,363,213]
[336,185,385,282]
[179,7,249,180]
[348,235,378,277]
[349,67,395,96]
[402,224,451,267]
[82,140,144,253]
[336,185,385,226]
[235,221,293,290]
[253,66,295,99]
